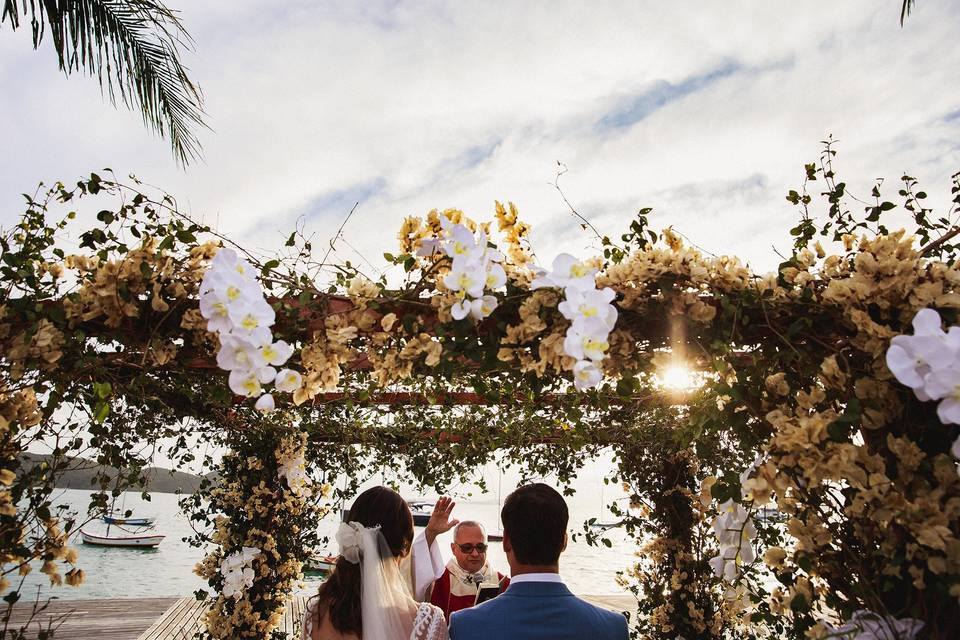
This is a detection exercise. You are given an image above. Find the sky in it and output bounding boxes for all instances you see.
[2,1,960,277]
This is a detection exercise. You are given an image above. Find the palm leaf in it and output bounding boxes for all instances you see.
[2,0,207,166]
[901,0,915,26]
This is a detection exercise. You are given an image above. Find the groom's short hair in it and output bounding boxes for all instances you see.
[501,483,568,565]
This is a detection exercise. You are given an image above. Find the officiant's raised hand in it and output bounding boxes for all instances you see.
[425,496,459,547]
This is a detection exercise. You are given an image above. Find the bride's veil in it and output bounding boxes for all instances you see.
[357,525,420,639]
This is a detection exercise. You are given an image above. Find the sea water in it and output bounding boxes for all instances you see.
[14,457,636,601]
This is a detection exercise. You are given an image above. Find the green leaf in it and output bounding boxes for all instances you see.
[93,382,112,399]
[262,259,280,275]
[157,236,175,251]
[93,401,110,424]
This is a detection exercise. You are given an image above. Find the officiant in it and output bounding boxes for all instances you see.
[406,498,509,619]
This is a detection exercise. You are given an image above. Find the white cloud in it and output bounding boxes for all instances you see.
[1,0,958,276]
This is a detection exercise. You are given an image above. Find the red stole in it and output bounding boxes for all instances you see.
[429,568,510,620]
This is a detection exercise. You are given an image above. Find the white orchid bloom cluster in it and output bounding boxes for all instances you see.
[220,546,260,599]
[199,249,303,412]
[708,499,757,592]
[531,253,618,391]
[437,218,506,321]
[825,610,923,640]
[885,308,960,465]
[278,452,310,498]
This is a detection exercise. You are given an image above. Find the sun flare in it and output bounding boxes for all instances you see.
[659,365,698,391]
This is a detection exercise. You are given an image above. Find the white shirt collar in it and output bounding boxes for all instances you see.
[509,573,563,584]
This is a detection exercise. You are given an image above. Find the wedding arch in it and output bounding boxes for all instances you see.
[2,147,959,639]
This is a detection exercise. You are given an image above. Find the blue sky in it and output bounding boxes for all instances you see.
[1,0,959,275]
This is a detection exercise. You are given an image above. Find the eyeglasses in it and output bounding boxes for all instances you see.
[455,543,488,554]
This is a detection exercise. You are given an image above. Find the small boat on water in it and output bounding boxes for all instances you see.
[102,513,156,527]
[342,499,434,527]
[303,554,337,576]
[81,528,165,548]
[407,500,433,527]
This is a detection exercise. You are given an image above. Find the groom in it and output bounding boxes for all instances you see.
[448,483,628,640]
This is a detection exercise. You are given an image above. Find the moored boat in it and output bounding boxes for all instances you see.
[102,514,156,527]
[407,500,433,527]
[81,528,164,548]
[303,554,337,575]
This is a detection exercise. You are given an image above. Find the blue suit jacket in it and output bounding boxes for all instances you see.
[448,581,628,640]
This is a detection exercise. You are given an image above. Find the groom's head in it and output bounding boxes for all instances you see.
[501,483,568,570]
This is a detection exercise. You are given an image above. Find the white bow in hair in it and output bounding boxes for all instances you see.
[336,521,376,564]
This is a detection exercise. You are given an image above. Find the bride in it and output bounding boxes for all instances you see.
[302,486,448,640]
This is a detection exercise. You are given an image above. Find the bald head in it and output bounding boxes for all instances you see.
[453,520,486,542]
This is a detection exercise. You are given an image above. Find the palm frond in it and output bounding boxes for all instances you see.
[901,0,916,26]
[2,0,207,166]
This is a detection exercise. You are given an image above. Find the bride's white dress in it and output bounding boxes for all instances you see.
[302,599,447,640]
[302,523,448,640]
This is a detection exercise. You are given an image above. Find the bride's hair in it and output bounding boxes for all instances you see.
[313,486,414,636]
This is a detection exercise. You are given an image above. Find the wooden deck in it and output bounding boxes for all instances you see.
[4,597,178,640]
[5,594,633,639]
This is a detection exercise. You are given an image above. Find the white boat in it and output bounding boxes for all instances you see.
[303,554,337,575]
[81,528,164,548]
[102,513,156,527]
[407,500,434,527]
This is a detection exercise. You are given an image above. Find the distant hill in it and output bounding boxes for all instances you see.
[18,452,208,494]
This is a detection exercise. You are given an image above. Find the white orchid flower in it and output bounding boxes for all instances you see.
[531,253,598,291]
[887,334,954,388]
[254,393,275,412]
[257,366,277,384]
[918,365,960,402]
[228,369,262,397]
[211,248,256,282]
[227,300,275,346]
[451,297,473,321]
[469,295,498,321]
[558,287,618,330]
[201,267,259,305]
[911,307,945,336]
[259,340,293,367]
[274,369,303,393]
[443,263,485,299]
[484,261,507,290]
[443,224,484,264]
[216,335,267,372]
[573,360,602,391]
[563,318,610,361]
[199,290,233,333]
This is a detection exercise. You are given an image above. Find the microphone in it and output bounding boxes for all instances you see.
[470,572,485,586]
